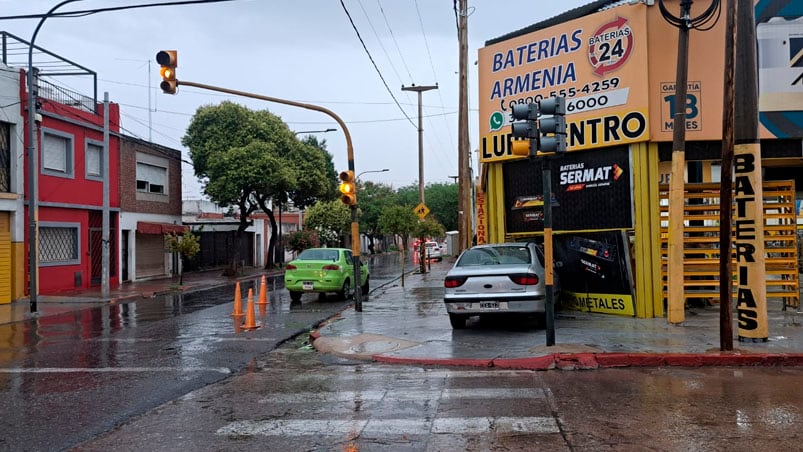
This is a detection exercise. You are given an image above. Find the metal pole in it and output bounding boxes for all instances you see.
[27,0,84,312]
[102,92,110,297]
[401,84,437,274]
[542,157,555,346]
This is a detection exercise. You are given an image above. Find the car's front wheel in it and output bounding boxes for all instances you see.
[449,313,468,329]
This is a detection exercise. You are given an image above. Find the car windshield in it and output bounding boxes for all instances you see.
[457,245,530,266]
[297,249,339,261]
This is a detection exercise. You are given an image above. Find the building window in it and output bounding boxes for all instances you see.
[85,140,103,179]
[42,130,74,177]
[0,122,10,192]
[136,162,167,194]
[39,224,80,266]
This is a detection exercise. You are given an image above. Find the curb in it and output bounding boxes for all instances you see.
[369,352,803,370]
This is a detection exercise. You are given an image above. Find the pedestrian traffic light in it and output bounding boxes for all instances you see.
[339,170,357,205]
[509,103,538,157]
[538,96,567,153]
[156,50,178,94]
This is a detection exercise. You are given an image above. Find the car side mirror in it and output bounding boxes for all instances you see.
[554,260,564,268]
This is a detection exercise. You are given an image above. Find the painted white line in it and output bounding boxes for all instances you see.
[441,388,545,399]
[259,387,544,404]
[216,416,559,436]
[0,367,231,374]
[432,416,558,434]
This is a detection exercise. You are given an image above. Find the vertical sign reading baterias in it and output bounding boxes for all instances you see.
[734,150,768,340]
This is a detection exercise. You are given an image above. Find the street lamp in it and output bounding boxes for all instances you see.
[357,168,389,181]
[294,128,337,135]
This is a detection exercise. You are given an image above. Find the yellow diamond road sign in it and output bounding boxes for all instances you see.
[414,203,430,219]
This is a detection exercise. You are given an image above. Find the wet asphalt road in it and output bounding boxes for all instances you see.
[74,334,803,451]
[0,254,407,451]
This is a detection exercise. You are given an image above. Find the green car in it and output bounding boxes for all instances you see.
[284,248,369,302]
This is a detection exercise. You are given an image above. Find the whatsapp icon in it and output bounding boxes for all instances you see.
[489,111,505,132]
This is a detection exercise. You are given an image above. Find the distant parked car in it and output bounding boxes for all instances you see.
[443,242,557,329]
[424,241,443,262]
[284,248,369,302]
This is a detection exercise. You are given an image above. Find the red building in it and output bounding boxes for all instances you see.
[22,77,121,294]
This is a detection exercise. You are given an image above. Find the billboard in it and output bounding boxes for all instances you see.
[503,146,633,233]
[478,4,651,163]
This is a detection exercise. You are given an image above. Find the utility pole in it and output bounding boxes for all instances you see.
[402,83,437,273]
[401,84,438,204]
[733,0,767,342]
[719,0,737,351]
[458,0,471,253]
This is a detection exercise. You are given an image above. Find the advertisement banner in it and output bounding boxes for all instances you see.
[478,4,651,163]
[554,231,636,317]
[503,147,633,233]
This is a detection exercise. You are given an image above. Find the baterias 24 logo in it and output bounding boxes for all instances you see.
[588,16,633,76]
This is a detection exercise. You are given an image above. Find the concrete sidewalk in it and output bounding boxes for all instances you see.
[312,260,803,370]
[0,267,277,326]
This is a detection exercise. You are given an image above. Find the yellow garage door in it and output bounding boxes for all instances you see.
[0,213,10,303]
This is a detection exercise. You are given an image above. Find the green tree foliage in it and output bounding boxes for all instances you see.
[287,229,320,253]
[182,101,335,269]
[357,181,398,253]
[395,182,459,232]
[304,200,351,247]
[378,205,418,251]
[164,230,200,285]
[413,216,445,241]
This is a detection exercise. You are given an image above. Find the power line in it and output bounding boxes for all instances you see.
[338,0,415,128]
[0,0,240,21]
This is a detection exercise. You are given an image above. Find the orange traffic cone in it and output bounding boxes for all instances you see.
[257,275,269,307]
[231,281,244,318]
[242,288,258,330]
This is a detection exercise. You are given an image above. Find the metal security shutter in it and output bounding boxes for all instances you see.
[0,213,10,303]
[135,233,167,278]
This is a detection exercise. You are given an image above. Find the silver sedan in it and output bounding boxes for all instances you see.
[443,242,554,329]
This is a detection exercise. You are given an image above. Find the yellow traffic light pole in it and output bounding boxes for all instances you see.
[172,79,364,310]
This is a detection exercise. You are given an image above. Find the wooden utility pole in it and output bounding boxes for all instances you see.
[719,0,737,351]
[733,0,767,342]
[458,0,471,253]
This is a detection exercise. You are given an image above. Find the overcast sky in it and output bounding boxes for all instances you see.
[2,0,590,199]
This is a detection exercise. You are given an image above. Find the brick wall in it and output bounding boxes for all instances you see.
[119,136,182,215]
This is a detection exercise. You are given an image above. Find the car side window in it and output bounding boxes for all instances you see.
[344,250,352,263]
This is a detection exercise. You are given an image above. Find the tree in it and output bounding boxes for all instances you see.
[182,101,334,271]
[396,182,459,232]
[358,181,398,254]
[378,205,418,285]
[164,230,200,285]
[412,216,446,273]
[304,200,351,247]
[287,229,319,254]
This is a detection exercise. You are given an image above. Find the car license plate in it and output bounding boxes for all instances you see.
[302,281,314,291]
[479,302,499,309]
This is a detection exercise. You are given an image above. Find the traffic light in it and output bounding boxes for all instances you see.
[156,50,178,94]
[339,170,357,205]
[509,102,538,157]
[538,96,567,153]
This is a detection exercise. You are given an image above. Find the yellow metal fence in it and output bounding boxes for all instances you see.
[659,181,799,309]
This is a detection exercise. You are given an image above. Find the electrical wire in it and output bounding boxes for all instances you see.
[658,0,721,30]
[0,0,240,21]
[339,0,416,128]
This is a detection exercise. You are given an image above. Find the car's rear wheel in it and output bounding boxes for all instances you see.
[337,279,351,300]
[449,313,468,329]
[361,277,369,296]
[289,291,302,302]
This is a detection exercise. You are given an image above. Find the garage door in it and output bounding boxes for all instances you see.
[135,233,167,279]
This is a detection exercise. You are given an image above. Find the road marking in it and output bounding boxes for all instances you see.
[0,367,231,374]
[217,417,558,436]
[259,388,545,404]
[291,369,538,381]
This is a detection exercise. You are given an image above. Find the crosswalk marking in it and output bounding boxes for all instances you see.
[216,417,559,436]
[258,388,545,404]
